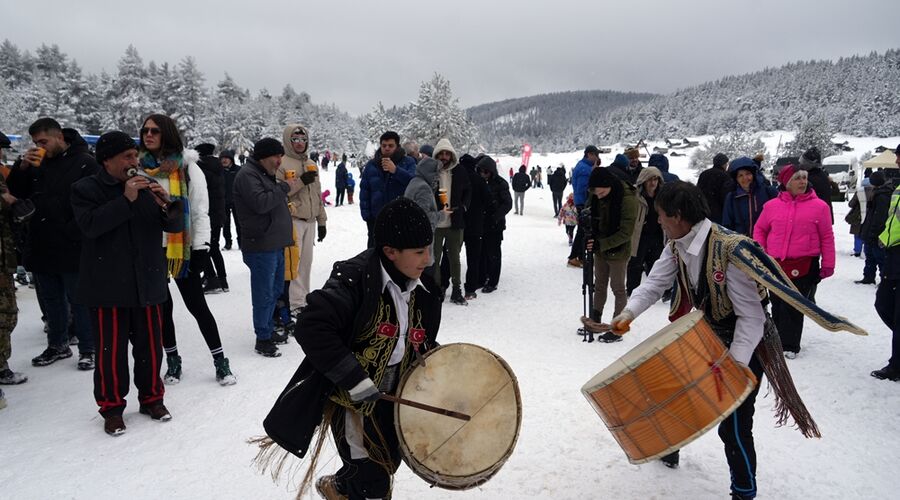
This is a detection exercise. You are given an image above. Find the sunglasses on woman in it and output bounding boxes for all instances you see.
[290,137,308,144]
[141,127,161,136]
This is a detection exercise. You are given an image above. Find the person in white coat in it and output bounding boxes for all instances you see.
[138,114,235,387]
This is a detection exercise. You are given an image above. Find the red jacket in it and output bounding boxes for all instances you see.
[753,190,835,270]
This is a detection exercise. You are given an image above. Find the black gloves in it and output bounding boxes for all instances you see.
[317,225,327,242]
[300,171,317,185]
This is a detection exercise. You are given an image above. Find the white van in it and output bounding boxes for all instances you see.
[822,155,857,197]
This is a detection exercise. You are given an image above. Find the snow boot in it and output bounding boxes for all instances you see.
[139,402,172,421]
[0,369,27,385]
[482,284,497,293]
[450,288,468,306]
[271,330,289,345]
[315,475,348,500]
[255,339,282,358]
[464,291,477,301]
[214,357,237,386]
[164,354,182,384]
[77,352,95,371]
[203,276,223,294]
[660,450,680,469]
[871,365,900,381]
[31,345,73,366]
[220,277,229,292]
[103,414,126,436]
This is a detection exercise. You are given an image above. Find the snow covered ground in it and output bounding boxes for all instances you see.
[3,141,900,499]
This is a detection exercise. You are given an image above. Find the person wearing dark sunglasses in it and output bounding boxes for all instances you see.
[138,114,236,388]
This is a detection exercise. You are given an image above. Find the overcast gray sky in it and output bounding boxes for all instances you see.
[5,0,897,115]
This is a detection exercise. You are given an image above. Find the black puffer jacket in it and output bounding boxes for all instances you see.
[6,131,100,273]
[264,249,442,458]
[548,168,568,192]
[479,158,513,232]
[71,169,184,307]
[512,170,531,192]
[806,167,834,222]
[697,167,733,224]
[862,184,893,241]
[196,153,226,227]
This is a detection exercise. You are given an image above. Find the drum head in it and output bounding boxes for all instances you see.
[395,343,521,490]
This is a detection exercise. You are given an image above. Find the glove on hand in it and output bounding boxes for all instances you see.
[300,171,317,185]
[317,225,327,242]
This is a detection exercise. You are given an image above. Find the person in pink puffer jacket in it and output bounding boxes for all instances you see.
[754,165,835,358]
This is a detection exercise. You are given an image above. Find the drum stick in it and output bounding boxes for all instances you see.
[379,394,471,421]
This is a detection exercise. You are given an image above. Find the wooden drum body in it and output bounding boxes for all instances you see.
[581,310,758,464]
[395,343,521,490]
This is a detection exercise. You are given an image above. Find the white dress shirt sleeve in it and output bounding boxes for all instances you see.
[724,262,766,365]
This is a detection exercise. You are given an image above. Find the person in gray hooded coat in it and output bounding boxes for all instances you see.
[404,157,443,265]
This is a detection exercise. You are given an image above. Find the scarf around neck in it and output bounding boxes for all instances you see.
[139,151,191,278]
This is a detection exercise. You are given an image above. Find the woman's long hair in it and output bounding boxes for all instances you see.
[140,114,184,158]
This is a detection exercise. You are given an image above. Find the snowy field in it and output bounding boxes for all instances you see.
[3,139,900,500]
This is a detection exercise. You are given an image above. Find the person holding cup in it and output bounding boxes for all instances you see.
[276,124,327,318]
[431,138,471,305]
[6,118,99,370]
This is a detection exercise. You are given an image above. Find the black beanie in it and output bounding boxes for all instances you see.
[252,138,284,160]
[374,197,433,250]
[801,147,821,163]
[870,171,886,187]
[713,153,729,169]
[219,149,235,162]
[194,143,216,156]
[589,167,617,189]
[95,131,137,163]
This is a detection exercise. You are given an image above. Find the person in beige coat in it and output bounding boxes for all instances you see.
[276,124,327,314]
[626,167,664,295]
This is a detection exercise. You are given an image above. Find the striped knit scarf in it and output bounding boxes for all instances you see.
[140,151,191,278]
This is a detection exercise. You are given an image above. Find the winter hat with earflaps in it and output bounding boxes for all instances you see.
[374,197,433,250]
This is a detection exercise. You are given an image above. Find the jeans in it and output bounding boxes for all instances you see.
[552,191,564,216]
[514,192,525,214]
[242,250,285,340]
[863,239,885,281]
[33,272,93,353]
[853,235,864,255]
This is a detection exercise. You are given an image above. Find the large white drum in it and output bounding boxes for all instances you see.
[394,343,522,490]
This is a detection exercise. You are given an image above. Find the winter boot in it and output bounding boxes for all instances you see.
[567,257,583,268]
[450,288,468,306]
[77,352,95,371]
[214,357,237,386]
[31,345,73,366]
[220,277,229,292]
[315,475,348,500]
[164,354,182,384]
[0,369,27,385]
[464,291,477,301]
[139,402,172,421]
[660,450,680,469]
[255,339,282,358]
[482,284,497,293]
[203,276,223,294]
[871,365,900,381]
[103,414,126,436]
[271,330,289,345]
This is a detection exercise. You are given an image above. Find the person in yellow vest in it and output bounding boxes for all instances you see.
[276,125,327,319]
[872,145,900,381]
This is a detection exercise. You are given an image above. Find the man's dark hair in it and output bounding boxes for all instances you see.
[655,181,709,225]
[28,117,63,136]
[379,131,400,144]
[140,113,184,158]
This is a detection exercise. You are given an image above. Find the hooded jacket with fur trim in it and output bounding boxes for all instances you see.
[277,124,326,226]
[433,138,471,229]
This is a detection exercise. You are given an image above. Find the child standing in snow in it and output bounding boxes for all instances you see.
[558,192,578,245]
[346,172,356,204]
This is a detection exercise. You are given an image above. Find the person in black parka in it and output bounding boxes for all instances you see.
[697,153,733,224]
[549,166,568,216]
[462,154,493,299]
[195,143,229,293]
[478,156,513,292]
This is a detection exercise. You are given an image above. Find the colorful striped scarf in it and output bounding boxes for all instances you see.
[140,151,191,278]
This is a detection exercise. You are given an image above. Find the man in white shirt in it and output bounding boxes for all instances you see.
[611,181,765,500]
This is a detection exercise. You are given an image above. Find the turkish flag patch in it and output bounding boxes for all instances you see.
[377,322,398,338]
[713,270,725,283]
[409,328,426,345]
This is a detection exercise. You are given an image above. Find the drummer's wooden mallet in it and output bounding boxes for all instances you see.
[379,393,471,421]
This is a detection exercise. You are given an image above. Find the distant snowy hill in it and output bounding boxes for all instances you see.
[467,90,656,153]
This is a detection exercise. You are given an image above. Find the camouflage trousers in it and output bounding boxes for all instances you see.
[0,273,19,371]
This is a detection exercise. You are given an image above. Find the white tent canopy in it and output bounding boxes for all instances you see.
[864,149,898,169]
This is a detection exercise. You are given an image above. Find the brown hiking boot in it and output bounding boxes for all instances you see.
[139,402,172,422]
[567,257,583,268]
[103,414,126,436]
[315,475,348,500]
